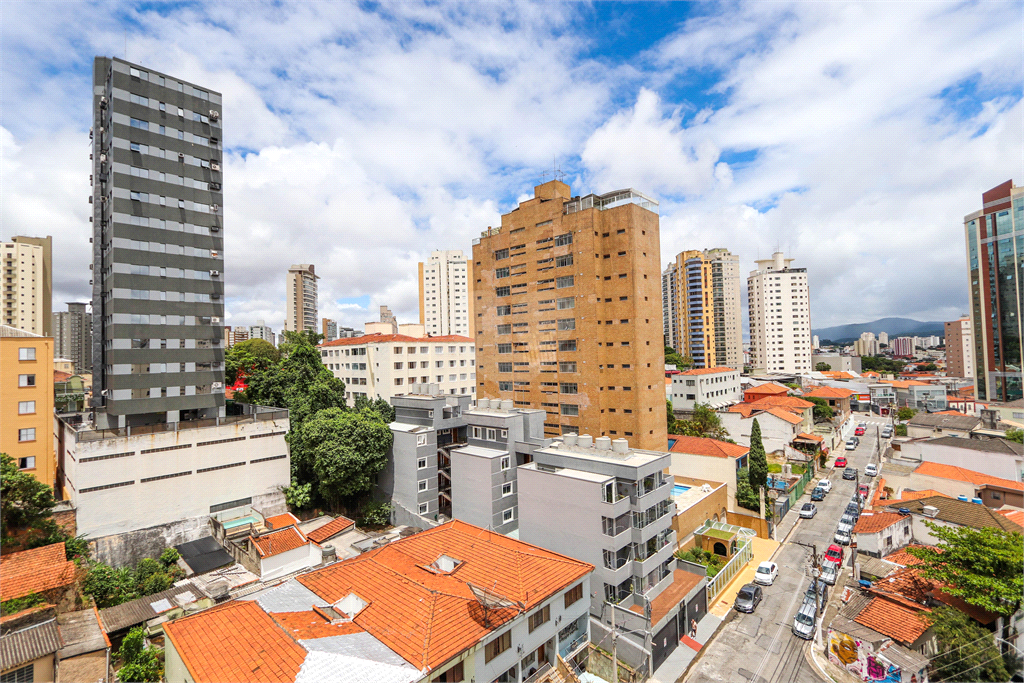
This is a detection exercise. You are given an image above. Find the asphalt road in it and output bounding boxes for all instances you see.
[685,414,891,683]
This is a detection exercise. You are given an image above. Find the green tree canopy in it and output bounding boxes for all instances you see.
[735,467,760,512]
[860,355,906,374]
[241,332,346,422]
[747,418,768,492]
[805,396,835,421]
[278,329,324,358]
[225,338,280,384]
[814,362,831,372]
[671,403,730,440]
[1,453,56,539]
[116,626,163,682]
[1004,428,1023,444]
[926,606,1009,682]
[897,406,917,422]
[664,346,693,370]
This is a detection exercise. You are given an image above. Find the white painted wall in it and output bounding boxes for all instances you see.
[719,411,799,455]
[900,441,1023,482]
[668,452,738,511]
[855,516,912,557]
[260,542,323,581]
[670,370,742,410]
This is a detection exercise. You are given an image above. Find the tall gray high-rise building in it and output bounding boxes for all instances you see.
[53,302,92,374]
[91,57,225,427]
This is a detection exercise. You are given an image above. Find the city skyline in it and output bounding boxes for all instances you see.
[2,2,1021,333]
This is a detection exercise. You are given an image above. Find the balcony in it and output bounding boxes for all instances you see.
[631,477,669,507]
[634,532,676,575]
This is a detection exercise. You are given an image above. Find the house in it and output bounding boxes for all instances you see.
[162,520,594,683]
[801,386,854,421]
[897,435,1023,483]
[742,382,790,403]
[97,581,212,641]
[670,478,730,549]
[0,619,62,683]
[869,477,951,508]
[882,381,948,412]
[720,399,812,454]
[666,435,749,511]
[246,515,324,582]
[55,608,112,683]
[884,496,1023,546]
[827,593,931,683]
[907,462,1023,509]
[905,412,981,438]
[669,367,741,411]
[852,511,913,558]
[0,543,76,609]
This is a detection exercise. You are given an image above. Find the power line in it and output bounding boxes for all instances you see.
[929,637,1004,675]
[932,651,1006,680]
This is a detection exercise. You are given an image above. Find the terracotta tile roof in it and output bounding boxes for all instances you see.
[821,371,856,380]
[854,597,931,644]
[883,545,932,567]
[252,527,309,558]
[803,386,855,399]
[0,543,75,602]
[997,509,1024,526]
[679,366,736,375]
[765,407,805,425]
[898,489,950,502]
[853,511,906,534]
[796,432,824,442]
[881,380,932,389]
[913,462,1024,492]
[295,519,592,672]
[305,516,355,543]
[728,403,805,424]
[320,333,472,347]
[862,372,881,377]
[667,435,749,458]
[745,383,790,396]
[873,566,934,604]
[53,370,73,382]
[749,395,814,409]
[270,610,363,640]
[163,600,306,683]
[264,513,300,531]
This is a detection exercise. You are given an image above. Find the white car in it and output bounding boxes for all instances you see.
[865,464,878,477]
[845,440,857,451]
[754,561,778,585]
[817,479,832,493]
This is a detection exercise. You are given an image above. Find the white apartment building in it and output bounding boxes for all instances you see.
[2,240,46,334]
[669,366,742,410]
[320,333,476,405]
[248,319,275,346]
[662,264,679,351]
[854,332,878,357]
[418,250,472,337]
[747,251,812,373]
[284,264,318,333]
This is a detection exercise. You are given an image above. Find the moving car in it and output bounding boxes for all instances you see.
[754,561,778,586]
[842,467,857,480]
[793,601,816,639]
[834,528,851,545]
[835,457,848,468]
[824,544,844,564]
[811,487,825,501]
[817,479,832,493]
[734,584,763,613]
[865,463,878,477]
[800,503,818,519]
[855,426,866,436]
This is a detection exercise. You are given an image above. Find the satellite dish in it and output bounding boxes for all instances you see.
[467,582,524,626]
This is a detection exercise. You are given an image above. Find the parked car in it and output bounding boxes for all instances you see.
[855,427,866,436]
[865,463,878,477]
[734,584,763,613]
[811,487,826,501]
[842,467,857,480]
[845,440,857,451]
[817,479,832,493]
[881,426,893,438]
[859,483,870,497]
[754,561,779,586]
[820,560,839,586]
[804,577,828,613]
[834,528,851,545]
[839,513,855,527]
[793,601,816,639]
[824,544,844,564]
[845,502,860,520]
[800,503,818,519]
[835,457,848,468]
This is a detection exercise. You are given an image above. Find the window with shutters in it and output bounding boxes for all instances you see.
[484,631,512,662]
[564,583,583,608]
[528,604,550,632]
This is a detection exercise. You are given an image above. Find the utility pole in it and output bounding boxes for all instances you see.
[812,543,822,647]
[610,601,618,683]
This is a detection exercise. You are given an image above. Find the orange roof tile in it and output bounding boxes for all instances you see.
[821,371,856,380]
[321,333,472,347]
[745,383,790,396]
[306,516,355,543]
[853,511,906,534]
[270,610,363,640]
[728,403,806,424]
[679,366,736,375]
[933,409,967,415]
[749,396,814,409]
[803,386,855,399]
[873,566,934,604]
[854,597,931,644]
[881,380,932,389]
[164,600,306,683]
[997,509,1024,526]
[53,370,73,382]
[765,407,805,425]
[796,432,824,442]
[883,545,933,567]
[252,526,309,558]
[862,372,881,377]
[914,462,1024,492]
[264,513,300,531]
[295,519,592,672]
[0,543,75,602]
[667,435,749,458]
[898,489,951,502]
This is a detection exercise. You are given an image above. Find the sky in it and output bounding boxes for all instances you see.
[2,1,1022,334]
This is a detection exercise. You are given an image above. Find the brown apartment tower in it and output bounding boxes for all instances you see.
[473,180,666,450]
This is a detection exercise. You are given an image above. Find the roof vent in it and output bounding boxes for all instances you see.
[611,439,629,454]
[429,554,461,574]
[595,436,612,451]
[563,433,578,447]
[578,434,593,448]
[334,592,367,620]
[922,505,939,518]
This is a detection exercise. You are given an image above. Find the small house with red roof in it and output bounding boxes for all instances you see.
[802,385,855,420]
[742,382,790,403]
[852,511,913,557]
[667,435,749,511]
[719,397,813,455]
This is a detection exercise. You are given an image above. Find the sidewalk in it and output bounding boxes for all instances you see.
[708,536,780,618]
[648,613,723,683]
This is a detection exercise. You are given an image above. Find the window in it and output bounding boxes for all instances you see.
[498,362,513,372]
[528,604,550,632]
[561,404,579,416]
[556,276,574,289]
[557,318,576,331]
[555,254,573,267]
[394,378,404,386]
[497,324,511,335]
[472,426,482,439]
[498,343,512,354]
[418,480,429,492]
[496,305,511,316]
[494,248,509,260]
[18,401,35,414]
[495,267,510,278]
[484,631,512,663]
[555,233,573,246]
[495,286,511,296]
[417,434,428,446]
[564,583,583,608]
[18,428,36,442]
[498,381,513,391]
[435,662,464,683]
[557,297,575,310]
[18,347,35,361]
[560,383,578,394]
[394,362,403,370]
[417,457,428,469]
[419,503,429,515]
[500,456,510,470]
[558,339,577,352]
[18,374,35,387]
[559,361,577,372]
[502,482,513,497]
[129,118,149,130]
[487,428,497,440]
[502,508,515,523]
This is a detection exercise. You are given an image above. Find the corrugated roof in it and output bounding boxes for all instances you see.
[306,516,355,544]
[98,581,205,633]
[0,543,75,602]
[914,461,1024,491]
[889,496,1022,532]
[0,619,62,671]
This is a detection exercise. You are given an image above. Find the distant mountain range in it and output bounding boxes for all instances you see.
[812,317,946,343]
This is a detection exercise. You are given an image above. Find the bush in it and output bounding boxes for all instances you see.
[675,547,724,577]
[0,592,44,616]
[359,500,392,527]
[159,548,180,568]
[895,424,907,437]
[116,626,162,682]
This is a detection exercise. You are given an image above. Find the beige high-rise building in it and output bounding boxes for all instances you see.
[662,248,741,369]
[748,251,813,373]
[473,180,666,450]
[285,264,319,333]
[944,317,974,379]
[2,237,51,336]
[419,250,473,337]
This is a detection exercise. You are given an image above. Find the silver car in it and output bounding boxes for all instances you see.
[792,600,816,639]
[834,528,851,546]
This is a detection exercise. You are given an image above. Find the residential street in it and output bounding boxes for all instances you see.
[685,414,890,683]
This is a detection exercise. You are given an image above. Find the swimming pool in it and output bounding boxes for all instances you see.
[223,515,260,529]
[672,484,691,497]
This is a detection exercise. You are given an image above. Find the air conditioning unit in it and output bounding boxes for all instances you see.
[210,270,220,277]
[212,382,223,389]
[211,316,221,323]
[211,204,220,213]
[209,109,219,120]
[210,162,220,172]
[210,182,221,191]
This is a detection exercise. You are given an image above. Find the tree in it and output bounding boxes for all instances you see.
[666,400,676,434]
[735,467,760,512]
[278,329,324,358]
[225,338,280,385]
[241,332,346,424]
[815,362,831,372]
[289,407,393,509]
[116,626,162,682]
[672,404,730,440]
[907,523,1023,648]
[1005,428,1023,444]
[805,396,835,422]
[927,606,1009,682]
[1,453,56,540]
[919,362,938,372]
[747,419,768,493]
[283,478,312,509]
[897,406,917,422]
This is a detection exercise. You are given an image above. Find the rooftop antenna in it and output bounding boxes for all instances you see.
[468,581,524,627]
[553,156,565,183]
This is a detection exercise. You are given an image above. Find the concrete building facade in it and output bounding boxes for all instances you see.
[90,57,225,428]
[1,325,56,492]
[248,319,275,345]
[285,264,318,333]
[669,366,742,411]
[662,248,742,369]
[53,302,93,374]
[473,181,666,450]
[944,317,974,379]
[321,317,338,341]
[2,238,49,335]
[747,251,812,374]
[418,249,473,337]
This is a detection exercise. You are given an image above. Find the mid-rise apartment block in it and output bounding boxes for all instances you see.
[248,319,275,345]
[473,181,665,450]
[669,366,742,411]
[747,251,812,374]
[853,332,878,357]
[419,249,473,337]
[2,237,51,335]
[891,337,913,357]
[91,57,225,428]
[945,317,974,379]
[284,264,318,333]
[319,332,475,406]
[662,248,741,369]
[322,317,338,341]
[53,302,93,374]
[1,325,55,492]
[965,180,1024,402]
